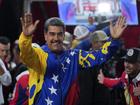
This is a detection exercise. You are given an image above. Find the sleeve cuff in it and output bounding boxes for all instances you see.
[20,32,32,39]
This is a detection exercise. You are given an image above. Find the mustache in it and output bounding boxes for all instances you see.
[51,40,62,44]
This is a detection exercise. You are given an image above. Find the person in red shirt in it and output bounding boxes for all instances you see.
[98,48,140,105]
[9,71,29,105]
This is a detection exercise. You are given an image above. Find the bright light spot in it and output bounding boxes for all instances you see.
[96,2,112,15]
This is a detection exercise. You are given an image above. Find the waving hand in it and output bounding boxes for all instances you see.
[20,13,39,36]
[110,16,127,39]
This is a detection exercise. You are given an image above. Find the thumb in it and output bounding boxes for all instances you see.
[99,69,103,75]
[98,69,104,84]
[34,20,40,30]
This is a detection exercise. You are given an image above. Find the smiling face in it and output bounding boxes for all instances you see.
[124,61,140,78]
[44,26,65,53]
[0,43,10,60]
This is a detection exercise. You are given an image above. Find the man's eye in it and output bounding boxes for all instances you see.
[57,32,63,36]
[49,32,55,35]
[49,32,63,36]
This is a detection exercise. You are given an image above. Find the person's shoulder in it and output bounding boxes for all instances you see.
[16,71,29,81]
[16,71,29,87]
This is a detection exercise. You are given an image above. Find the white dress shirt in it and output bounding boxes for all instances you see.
[0,58,12,104]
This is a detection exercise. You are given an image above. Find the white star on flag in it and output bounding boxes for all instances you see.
[45,97,53,105]
[70,51,75,56]
[66,58,70,64]
[51,74,59,83]
[48,86,57,95]
[101,58,104,61]
[61,63,67,72]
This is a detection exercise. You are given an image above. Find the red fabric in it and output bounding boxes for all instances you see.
[104,77,121,88]
[104,71,140,105]
[65,80,79,105]
[103,72,126,88]
[9,73,29,105]
[122,26,140,48]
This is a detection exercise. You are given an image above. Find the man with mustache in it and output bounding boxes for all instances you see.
[19,12,126,105]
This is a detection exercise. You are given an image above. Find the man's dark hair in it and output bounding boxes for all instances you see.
[0,36,10,45]
[44,17,65,32]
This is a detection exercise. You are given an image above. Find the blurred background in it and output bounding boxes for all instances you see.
[0,0,140,48]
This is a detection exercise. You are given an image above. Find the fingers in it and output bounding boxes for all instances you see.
[20,13,33,27]
[119,16,127,33]
[97,75,100,82]
[116,16,122,26]
[122,23,127,32]
[24,13,32,23]
[20,12,39,28]
[24,13,33,27]
[120,16,127,29]
[97,69,104,84]
[99,69,103,75]
[20,12,40,35]
[116,16,127,29]
[110,16,127,39]
[34,20,40,30]
[20,17,24,29]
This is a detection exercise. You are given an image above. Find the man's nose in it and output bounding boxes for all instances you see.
[54,34,59,40]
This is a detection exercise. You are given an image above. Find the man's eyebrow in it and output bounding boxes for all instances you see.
[49,32,63,35]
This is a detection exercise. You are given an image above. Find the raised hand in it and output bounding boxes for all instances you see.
[97,69,104,84]
[20,13,39,36]
[110,16,127,39]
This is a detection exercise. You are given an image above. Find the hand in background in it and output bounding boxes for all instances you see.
[110,16,127,39]
[97,69,104,84]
